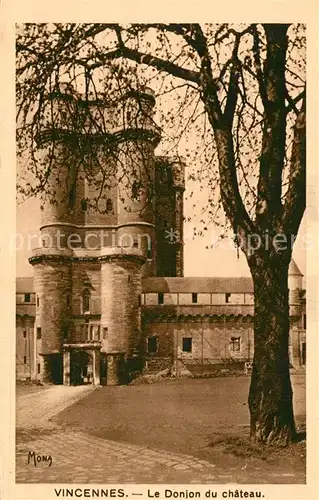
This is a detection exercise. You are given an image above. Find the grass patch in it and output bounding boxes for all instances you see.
[209,434,306,461]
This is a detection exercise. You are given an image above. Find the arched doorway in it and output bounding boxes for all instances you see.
[63,343,102,385]
[70,350,93,385]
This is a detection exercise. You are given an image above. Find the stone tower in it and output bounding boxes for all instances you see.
[155,157,186,277]
[29,85,186,385]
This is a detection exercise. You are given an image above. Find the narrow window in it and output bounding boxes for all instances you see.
[42,239,47,248]
[90,325,94,341]
[36,327,41,340]
[24,356,27,364]
[158,293,164,305]
[303,313,306,330]
[23,330,27,339]
[24,293,31,303]
[37,363,41,374]
[85,321,89,339]
[147,336,158,353]
[62,326,68,340]
[103,327,108,339]
[167,167,173,186]
[225,293,231,304]
[81,198,87,211]
[132,180,140,200]
[106,198,113,213]
[133,238,139,248]
[192,293,198,304]
[230,337,241,352]
[83,289,90,313]
[68,183,76,208]
[182,337,192,353]
[97,326,101,340]
[80,325,84,341]
[301,342,306,365]
[36,296,39,307]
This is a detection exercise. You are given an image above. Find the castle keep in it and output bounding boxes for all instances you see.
[16,88,306,385]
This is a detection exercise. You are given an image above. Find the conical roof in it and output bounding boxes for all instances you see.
[289,258,303,276]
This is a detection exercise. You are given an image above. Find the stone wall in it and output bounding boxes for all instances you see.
[142,318,254,371]
[142,312,306,375]
[16,316,35,380]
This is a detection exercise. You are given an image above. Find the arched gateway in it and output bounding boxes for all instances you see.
[63,343,101,386]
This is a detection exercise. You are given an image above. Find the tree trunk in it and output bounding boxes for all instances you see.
[248,254,296,446]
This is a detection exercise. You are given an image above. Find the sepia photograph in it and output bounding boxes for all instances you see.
[7,15,313,495]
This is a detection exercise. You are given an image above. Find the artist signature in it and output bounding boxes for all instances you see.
[28,451,52,467]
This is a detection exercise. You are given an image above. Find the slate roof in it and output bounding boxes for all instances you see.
[142,259,303,294]
[289,259,303,276]
[142,277,254,294]
[16,277,34,294]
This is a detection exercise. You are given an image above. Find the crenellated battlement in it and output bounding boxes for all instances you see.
[155,156,186,191]
[36,86,161,147]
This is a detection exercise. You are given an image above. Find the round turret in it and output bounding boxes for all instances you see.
[37,86,86,230]
[288,258,303,310]
[114,89,160,275]
[33,261,72,383]
[288,258,303,291]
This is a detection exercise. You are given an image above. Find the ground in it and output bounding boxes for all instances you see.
[16,380,47,397]
[16,374,306,484]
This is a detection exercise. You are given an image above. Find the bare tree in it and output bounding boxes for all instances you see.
[16,23,306,445]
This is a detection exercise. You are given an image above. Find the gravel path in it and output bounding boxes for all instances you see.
[16,385,95,429]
